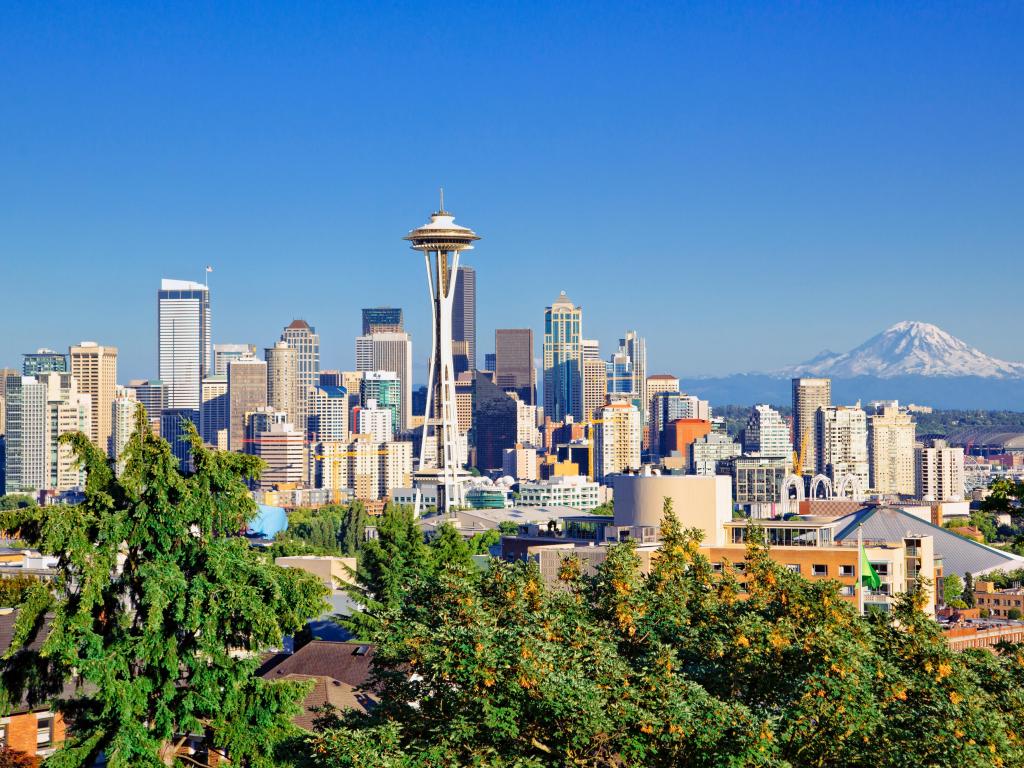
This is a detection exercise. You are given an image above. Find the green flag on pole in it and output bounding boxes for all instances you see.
[861,545,881,590]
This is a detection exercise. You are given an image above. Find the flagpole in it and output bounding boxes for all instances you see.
[857,523,864,616]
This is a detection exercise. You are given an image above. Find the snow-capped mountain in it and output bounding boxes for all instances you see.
[780,321,1024,379]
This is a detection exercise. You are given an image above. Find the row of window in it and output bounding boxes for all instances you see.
[977,596,1024,608]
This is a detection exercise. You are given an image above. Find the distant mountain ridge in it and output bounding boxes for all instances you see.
[777,321,1024,379]
[676,322,1024,409]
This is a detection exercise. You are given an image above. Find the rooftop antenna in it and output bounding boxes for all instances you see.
[439,186,445,213]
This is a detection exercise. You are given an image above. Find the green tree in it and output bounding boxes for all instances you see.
[0,575,36,608]
[467,528,501,555]
[341,503,430,640]
[497,520,520,535]
[429,523,473,571]
[0,495,36,511]
[0,411,328,767]
[964,572,976,607]
[943,573,965,605]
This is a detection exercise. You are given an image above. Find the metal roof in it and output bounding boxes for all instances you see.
[833,505,1024,576]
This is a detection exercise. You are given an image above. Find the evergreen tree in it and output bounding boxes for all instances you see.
[429,523,474,571]
[0,410,328,767]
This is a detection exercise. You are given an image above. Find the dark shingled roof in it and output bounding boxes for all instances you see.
[258,640,375,688]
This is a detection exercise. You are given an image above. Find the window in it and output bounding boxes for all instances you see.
[840,565,855,577]
[785,564,801,574]
[872,563,889,577]
[812,564,828,577]
[37,716,53,748]
[840,585,855,596]
[712,562,723,573]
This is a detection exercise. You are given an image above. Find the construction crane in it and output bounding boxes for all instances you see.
[792,429,810,477]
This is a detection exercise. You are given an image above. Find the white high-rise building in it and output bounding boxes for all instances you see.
[266,340,301,428]
[306,385,350,442]
[111,385,138,475]
[312,436,413,501]
[514,396,541,446]
[592,402,642,483]
[916,439,965,502]
[869,406,916,496]
[581,338,606,424]
[280,321,319,424]
[793,377,831,475]
[355,331,412,431]
[358,399,393,445]
[743,404,792,460]
[158,279,211,410]
[817,405,869,493]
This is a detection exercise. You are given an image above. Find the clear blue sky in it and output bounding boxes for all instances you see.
[2,1,1022,382]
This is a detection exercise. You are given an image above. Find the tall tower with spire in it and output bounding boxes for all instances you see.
[405,193,480,515]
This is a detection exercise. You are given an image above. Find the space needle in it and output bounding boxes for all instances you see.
[405,191,480,515]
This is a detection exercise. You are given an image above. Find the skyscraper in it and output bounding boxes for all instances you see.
[361,307,404,335]
[581,339,606,423]
[742,404,793,460]
[355,331,412,431]
[792,377,831,475]
[127,379,167,423]
[453,265,476,373]
[265,341,301,427]
[227,358,267,452]
[158,279,211,410]
[543,292,583,423]
[494,329,535,405]
[306,385,350,442]
[405,199,479,513]
[213,343,256,376]
[280,320,320,409]
[200,375,229,449]
[69,341,118,454]
[868,406,916,496]
[616,331,647,416]
[645,374,680,450]
[592,402,642,483]
[915,439,965,502]
[23,349,68,376]
[111,385,138,475]
[359,371,402,440]
[816,405,869,492]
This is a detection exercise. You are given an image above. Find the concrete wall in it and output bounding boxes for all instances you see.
[613,474,732,546]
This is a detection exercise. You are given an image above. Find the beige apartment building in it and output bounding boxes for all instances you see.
[592,402,641,482]
[69,342,117,455]
[868,406,916,495]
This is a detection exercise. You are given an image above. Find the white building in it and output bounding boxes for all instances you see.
[514,396,541,446]
[358,399,394,445]
[253,421,307,488]
[110,385,138,475]
[868,406,916,495]
[593,402,641,483]
[502,444,538,481]
[306,384,350,442]
[158,279,211,410]
[355,331,412,431]
[518,474,602,511]
[817,405,869,493]
[742,404,792,460]
[916,439,965,502]
[213,343,255,377]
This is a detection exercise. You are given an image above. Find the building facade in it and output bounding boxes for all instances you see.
[792,377,831,475]
[213,343,256,377]
[742,404,792,459]
[494,328,535,405]
[361,307,404,335]
[593,402,641,482]
[69,341,117,454]
[916,439,965,502]
[543,292,583,423]
[200,375,229,449]
[359,372,401,440]
[355,331,412,431]
[869,406,916,495]
[227,358,267,452]
[452,265,477,375]
[158,278,211,410]
[817,405,869,492]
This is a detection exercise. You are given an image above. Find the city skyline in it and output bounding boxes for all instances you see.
[3,3,1022,380]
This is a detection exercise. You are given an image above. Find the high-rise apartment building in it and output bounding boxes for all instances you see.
[689,432,742,475]
[868,406,916,496]
[280,320,320,410]
[543,292,583,423]
[916,439,965,502]
[579,338,604,424]
[213,344,256,377]
[816,405,869,491]
[606,351,633,397]
[494,329,535,405]
[359,371,402,440]
[645,374,680,450]
[227,358,267,452]
[742,404,793,460]
[111,385,138,475]
[592,402,641,483]
[453,265,476,374]
[250,421,307,488]
[158,279,211,410]
[792,377,831,474]
[0,368,19,436]
[23,349,67,376]
[265,341,301,426]
[357,399,394,444]
[69,341,118,454]
[200,375,229,449]
[312,435,413,501]
[355,332,412,431]
[306,385,349,442]
[4,373,90,493]
[361,307,404,335]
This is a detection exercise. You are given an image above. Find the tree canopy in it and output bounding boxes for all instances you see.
[306,498,1024,767]
[0,410,328,767]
